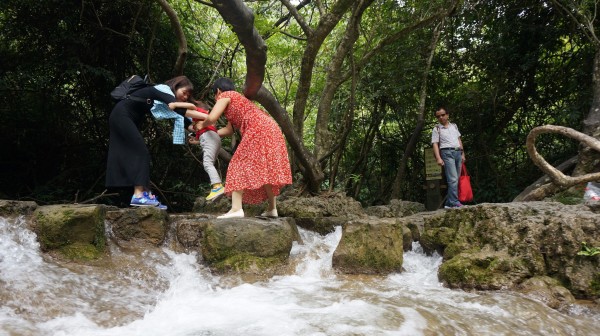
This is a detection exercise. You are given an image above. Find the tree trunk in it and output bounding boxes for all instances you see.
[346,99,384,194]
[255,86,324,193]
[313,0,374,160]
[389,21,443,200]
[211,0,324,192]
[211,0,266,98]
[573,49,600,177]
[155,0,187,75]
[329,56,357,191]
[291,0,356,138]
[550,0,600,186]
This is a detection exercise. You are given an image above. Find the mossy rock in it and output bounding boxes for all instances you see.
[591,273,600,297]
[106,207,169,246]
[420,226,457,255]
[332,218,404,274]
[438,250,531,290]
[210,253,286,273]
[33,204,106,260]
[60,242,105,261]
[0,199,37,218]
[200,217,298,274]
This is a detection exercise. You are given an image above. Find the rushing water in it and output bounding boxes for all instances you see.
[0,216,598,336]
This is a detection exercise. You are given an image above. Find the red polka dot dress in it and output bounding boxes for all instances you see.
[218,90,292,204]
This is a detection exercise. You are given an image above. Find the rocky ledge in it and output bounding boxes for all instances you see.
[0,196,598,310]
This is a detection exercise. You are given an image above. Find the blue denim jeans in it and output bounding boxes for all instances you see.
[441,149,462,206]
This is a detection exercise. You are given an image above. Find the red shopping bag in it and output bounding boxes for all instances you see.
[458,162,473,203]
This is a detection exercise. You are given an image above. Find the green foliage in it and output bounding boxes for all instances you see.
[577,242,600,257]
[0,0,597,210]
[0,0,214,210]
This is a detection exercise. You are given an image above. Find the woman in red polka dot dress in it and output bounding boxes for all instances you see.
[193,78,292,218]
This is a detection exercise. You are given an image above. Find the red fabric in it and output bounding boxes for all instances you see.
[193,107,217,138]
[459,162,473,203]
[218,91,292,204]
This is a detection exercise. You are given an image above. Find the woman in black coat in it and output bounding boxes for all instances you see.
[106,75,197,209]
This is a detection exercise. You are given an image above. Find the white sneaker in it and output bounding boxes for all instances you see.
[260,209,278,218]
[217,209,244,219]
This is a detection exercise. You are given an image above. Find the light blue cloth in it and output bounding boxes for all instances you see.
[150,84,186,145]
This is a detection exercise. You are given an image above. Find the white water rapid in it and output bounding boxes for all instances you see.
[0,215,598,335]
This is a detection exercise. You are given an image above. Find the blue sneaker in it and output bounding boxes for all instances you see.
[130,194,160,207]
[144,192,167,210]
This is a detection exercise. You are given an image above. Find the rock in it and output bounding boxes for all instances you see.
[200,217,301,274]
[294,216,348,235]
[276,192,365,236]
[192,195,264,217]
[278,192,365,218]
[32,204,106,260]
[105,207,169,247]
[420,202,600,299]
[171,214,212,249]
[332,217,404,274]
[0,199,38,218]
[438,246,531,290]
[517,276,576,310]
[364,199,426,218]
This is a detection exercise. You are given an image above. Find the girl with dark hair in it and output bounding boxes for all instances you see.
[106,75,204,209]
[194,78,292,218]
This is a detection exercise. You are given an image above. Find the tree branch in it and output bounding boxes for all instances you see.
[279,0,313,36]
[212,0,267,98]
[526,125,600,186]
[155,0,188,75]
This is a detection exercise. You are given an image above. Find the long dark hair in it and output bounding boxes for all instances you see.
[165,75,194,96]
[211,78,236,94]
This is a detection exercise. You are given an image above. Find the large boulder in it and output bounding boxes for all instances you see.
[105,207,169,247]
[200,217,301,274]
[333,217,404,274]
[32,204,106,260]
[277,192,365,234]
[420,202,600,299]
[278,192,365,218]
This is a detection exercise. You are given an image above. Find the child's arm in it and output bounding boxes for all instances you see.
[168,102,196,110]
[184,109,208,120]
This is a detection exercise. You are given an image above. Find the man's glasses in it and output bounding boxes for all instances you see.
[435,113,446,118]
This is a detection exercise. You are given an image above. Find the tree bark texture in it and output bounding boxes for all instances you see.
[211,0,266,98]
